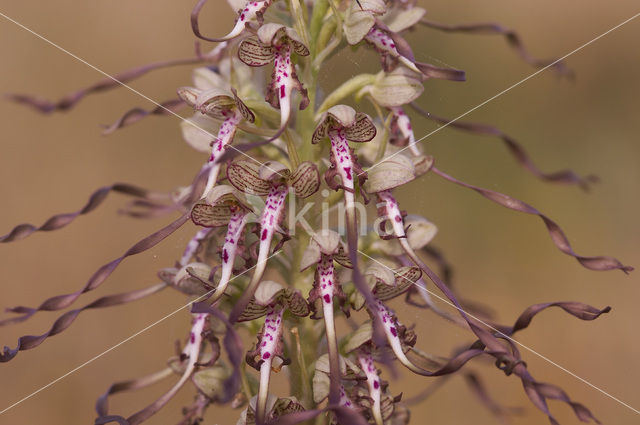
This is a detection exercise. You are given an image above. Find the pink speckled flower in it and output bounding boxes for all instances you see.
[178,84,255,197]
[190,185,254,302]
[239,281,309,423]
[225,159,320,323]
[238,23,310,137]
[301,230,351,407]
[312,105,376,210]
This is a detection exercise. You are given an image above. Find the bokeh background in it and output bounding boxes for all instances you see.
[0,0,638,424]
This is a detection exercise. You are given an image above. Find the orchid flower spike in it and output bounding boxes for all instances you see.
[238,281,309,424]
[1,1,623,424]
[226,159,320,323]
[178,84,255,197]
[238,23,310,140]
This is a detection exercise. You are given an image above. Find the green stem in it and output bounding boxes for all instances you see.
[374,113,393,163]
[316,74,376,116]
[290,327,312,406]
[309,0,329,53]
[240,362,254,402]
[315,18,337,58]
[284,129,301,169]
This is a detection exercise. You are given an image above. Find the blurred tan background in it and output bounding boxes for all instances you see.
[0,0,638,424]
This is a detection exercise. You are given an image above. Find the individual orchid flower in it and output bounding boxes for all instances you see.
[363,153,441,270]
[226,159,320,322]
[189,185,254,302]
[341,233,426,378]
[344,0,465,81]
[364,154,447,300]
[371,297,427,375]
[237,23,310,138]
[192,0,274,43]
[178,83,256,197]
[237,281,309,424]
[364,25,466,81]
[341,318,417,424]
[300,230,352,405]
[364,155,434,234]
[312,105,376,247]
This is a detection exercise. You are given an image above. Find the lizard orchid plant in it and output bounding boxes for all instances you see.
[1,1,632,425]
